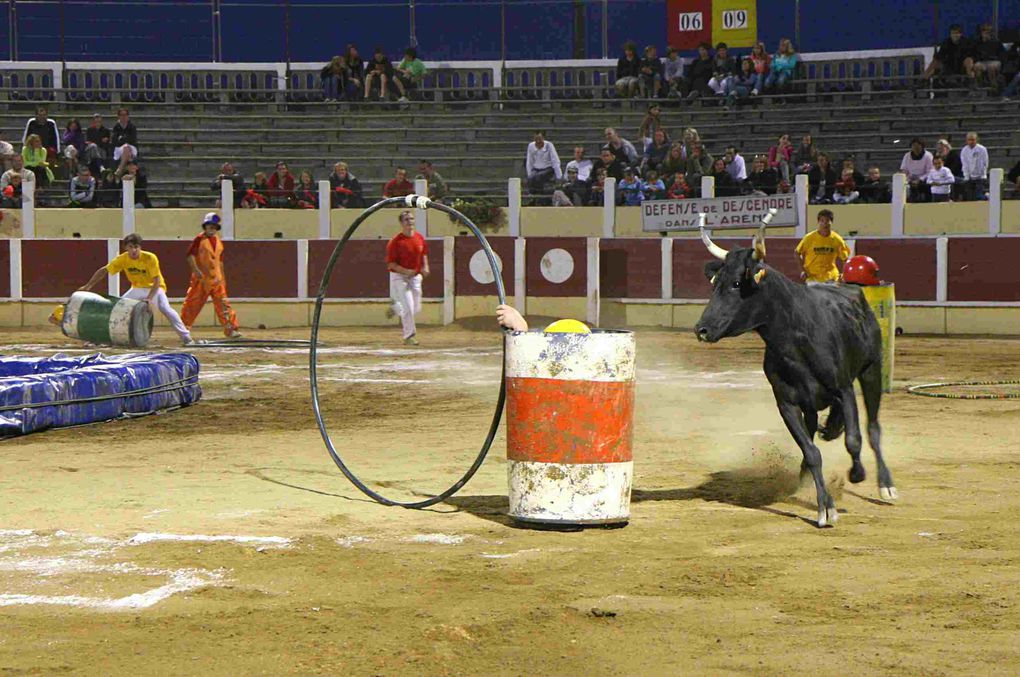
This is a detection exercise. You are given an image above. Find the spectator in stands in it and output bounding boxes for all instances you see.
[793,134,817,174]
[765,38,799,92]
[935,139,963,200]
[97,168,121,207]
[22,106,60,161]
[724,59,758,106]
[615,41,642,98]
[972,24,1006,89]
[345,45,365,99]
[926,156,955,203]
[685,43,715,100]
[663,47,684,99]
[565,147,593,183]
[22,134,53,186]
[587,167,607,205]
[295,171,318,208]
[212,162,245,208]
[659,143,686,182]
[685,142,714,191]
[320,56,346,101]
[922,25,975,86]
[364,47,394,100]
[383,166,415,199]
[708,42,738,96]
[666,171,692,199]
[328,161,364,208]
[267,160,296,207]
[592,147,624,182]
[551,166,589,207]
[84,114,111,173]
[122,160,151,208]
[524,131,562,196]
[841,157,865,186]
[711,157,738,196]
[724,146,747,182]
[832,168,859,204]
[0,132,15,171]
[68,166,96,207]
[61,118,85,176]
[768,134,793,183]
[394,47,427,103]
[960,131,989,201]
[642,169,666,201]
[242,171,270,209]
[2,174,22,208]
[416,159,448,203]
[603,127,639,166]
[1003,48,1020,99]
[808,152,838,204]
[900,137,933,202]
[617,167,644,205]
[111,108,138,150]
[638,103,662,147]
[681,127,700,159]
[749,42,769,95]
[112,142,139,179]
[746,155,779,195]
[638,45,663,98]
[858,167,890,204]
[642,129,670,174]
[1,155,33,191]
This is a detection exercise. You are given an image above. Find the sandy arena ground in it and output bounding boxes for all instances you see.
[1,322,1019,676]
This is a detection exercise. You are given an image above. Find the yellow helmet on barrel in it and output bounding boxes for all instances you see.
[543,319,591,334]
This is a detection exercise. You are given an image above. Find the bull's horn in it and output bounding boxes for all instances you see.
[751,208,776,261]
[699,213,728,260]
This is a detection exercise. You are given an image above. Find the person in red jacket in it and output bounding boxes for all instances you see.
[181,212,241,338]
[267,161,295,207]
[385,210,430,345]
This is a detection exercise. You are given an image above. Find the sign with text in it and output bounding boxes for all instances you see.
[711,0,757,48]
[641,194,797,232]
[667,0,712,51]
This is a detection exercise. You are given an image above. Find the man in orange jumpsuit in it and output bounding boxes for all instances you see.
[181,212,242,338]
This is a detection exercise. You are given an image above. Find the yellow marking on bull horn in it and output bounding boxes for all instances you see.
[753,269,768,284]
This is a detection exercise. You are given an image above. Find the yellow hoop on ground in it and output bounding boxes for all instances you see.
[544,319,591,334]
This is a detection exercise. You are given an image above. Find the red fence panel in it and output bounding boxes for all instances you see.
[22,240,108,298]
[309,238,444,299]
[455,236,515,297]
[854,238,937,301]
[600,239,661,299]
[948,238,1020,302]
[0,240,9,297]
[525,237,587,297]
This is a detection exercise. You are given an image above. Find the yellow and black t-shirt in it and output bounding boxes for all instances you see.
[106,251,166,289]
[795,230,850,283]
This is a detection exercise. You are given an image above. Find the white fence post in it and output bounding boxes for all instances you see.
[586,237,600,327]
[660,237,673,300]
[514,237,526,314]
[603,177,616,237]
[317,180,331,239]
[8,239,22,300]
[122,180,136,236]
[508,177,522,236]
[700,175,715,199]
[443,236,454,325]
[296,239,309,299]
[936,236,948,303]
[20,178,35,238]
[107,239,121,297]
[891,173,906,237]
[989,167,1003,235]
[414,178,428,236]
[795,174,809,237]
[220,179,235,239]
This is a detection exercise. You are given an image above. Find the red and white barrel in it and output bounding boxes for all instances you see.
[505,330,636,526]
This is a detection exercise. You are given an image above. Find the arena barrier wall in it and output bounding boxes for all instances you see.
[2,234,1019,335]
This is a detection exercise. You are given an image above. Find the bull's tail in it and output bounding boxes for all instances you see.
[819,406,845,441]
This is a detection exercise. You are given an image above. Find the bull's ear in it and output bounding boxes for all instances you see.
[751,265,768,287]
[704,260,724,282]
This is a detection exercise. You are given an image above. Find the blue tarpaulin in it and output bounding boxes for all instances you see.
[0,353,201,438]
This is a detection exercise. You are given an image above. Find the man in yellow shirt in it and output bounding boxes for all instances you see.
[78,233,194,345]
[795,209,850,284]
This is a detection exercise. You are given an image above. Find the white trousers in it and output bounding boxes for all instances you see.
[123,286,191,340]
[389,272,422,339]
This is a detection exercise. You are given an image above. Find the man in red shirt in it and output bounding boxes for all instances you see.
[385,210,430,345]
[382,166,414,199]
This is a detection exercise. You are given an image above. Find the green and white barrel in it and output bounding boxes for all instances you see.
[61,291,154,347]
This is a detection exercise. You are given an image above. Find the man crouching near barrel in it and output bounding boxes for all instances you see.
[77,233,195,346]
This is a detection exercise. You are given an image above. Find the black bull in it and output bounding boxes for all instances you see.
[693,226,897,528]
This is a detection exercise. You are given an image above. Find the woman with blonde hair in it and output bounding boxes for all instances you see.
[749,42,770,94]
[22,133,53,186]
[765,38,799,91]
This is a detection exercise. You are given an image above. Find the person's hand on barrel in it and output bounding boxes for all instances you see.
[496,304,528,331]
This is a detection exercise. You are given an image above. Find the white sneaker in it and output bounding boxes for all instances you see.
[750,88,759,96]
[397,96,409,103]
[227,329,243,339]
[182,337,196,347]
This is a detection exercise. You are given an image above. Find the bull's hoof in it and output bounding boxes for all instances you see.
[817,507,838,528]
[879,486,899,501]
[848,463,866,484]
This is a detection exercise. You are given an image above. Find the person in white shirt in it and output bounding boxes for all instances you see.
[899,137,933,202]
[959,131,989,201]
[565,146,593,183]
[525,130,561,195]
[925,156,955,203]
[725,146,747,182]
